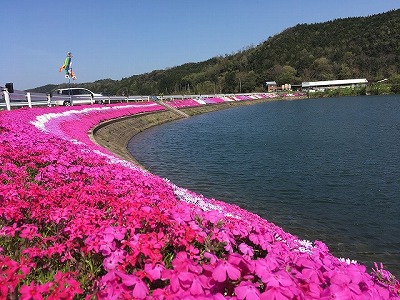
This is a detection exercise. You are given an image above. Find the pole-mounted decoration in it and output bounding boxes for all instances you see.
[59,52,76,80]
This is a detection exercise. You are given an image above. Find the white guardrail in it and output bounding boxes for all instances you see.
[0,89,153,110]
[1,89,268,111]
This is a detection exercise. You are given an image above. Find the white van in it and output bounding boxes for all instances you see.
[51,88,103,106]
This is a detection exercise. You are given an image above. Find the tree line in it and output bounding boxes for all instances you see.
[32,9,400,96]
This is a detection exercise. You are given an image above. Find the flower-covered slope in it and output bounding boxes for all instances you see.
[0,102,399,299]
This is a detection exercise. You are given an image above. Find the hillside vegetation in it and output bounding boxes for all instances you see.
[32,9,400,95]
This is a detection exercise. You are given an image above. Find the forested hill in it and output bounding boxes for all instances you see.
[32,9,400,95]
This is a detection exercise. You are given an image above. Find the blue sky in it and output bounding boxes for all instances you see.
[1,0,399,90]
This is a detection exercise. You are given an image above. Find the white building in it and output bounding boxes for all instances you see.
[302,79,368,91]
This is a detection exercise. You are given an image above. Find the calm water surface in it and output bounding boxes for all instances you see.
[128,95,400,276]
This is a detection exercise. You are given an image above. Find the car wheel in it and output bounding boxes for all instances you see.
[63,101,71,106]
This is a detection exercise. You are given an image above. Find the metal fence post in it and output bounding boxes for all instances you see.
[27,92,32,108]
[3,89,11,111]
[47,94,51,107]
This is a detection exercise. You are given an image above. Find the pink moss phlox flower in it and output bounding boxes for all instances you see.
[84,233,101,253]
[210,229,235,252]
[123,232,140,249]
[144,262,166,281]
[345,263,368,285]
[98,271,124,300]
[303,282,322,299]
[231,226,250,239]
[60,250,74,263]
[0,223,19,237]
[228,253,255,276]
[150,286,178,299]
[162,269,194,293]
[373,262,398,287]
[115,271,149,299]
[204,252,218,265]
[168,272,211,296]
[150,287,173,299]
[0,256,31,297]
[261,269,295,288]
[48,207,71,224]
[19,224,41,240]
[293,254,323,283]
[314,240,330,255]
[135,232,165,262]
[172,251,202,274]
[239,243,254,258]
[260,286,294,300]
[188,274,212,296]
[234,281,260,300]
[371,263,400,298]
[212,258,241,282]
[103,249,126,271]
[45,243,66,258]
[255,256,281,279]
[249,232,274,251]
[171,210,193,225]
[202,210,224,225]
[99,233,115,256]
[186,244,200,260]
[48,271,82,299]
[21,247,43,259]
[19,281,51,300]
[98,228,120,256]
[329,270,362,295]
[97,283,124,300]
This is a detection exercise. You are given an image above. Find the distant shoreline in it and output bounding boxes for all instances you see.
[91,95,307,167]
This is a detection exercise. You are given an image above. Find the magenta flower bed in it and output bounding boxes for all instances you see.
[234,96,250,101]
[224,96,237,101]
[167,99,202,109]
[203,97,225,104]
[229,96,252,101]
[0,102,399,299]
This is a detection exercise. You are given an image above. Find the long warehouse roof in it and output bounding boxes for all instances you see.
[302,79,368,88]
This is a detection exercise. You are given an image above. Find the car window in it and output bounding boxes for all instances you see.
[71,89,82,95]
[78,89,91,95]
[58,89,93,96]
[60,89,72,95]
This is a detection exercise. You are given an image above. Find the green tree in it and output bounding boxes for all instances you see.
[390,74,400,94]
[311,57,335,80]
[278,65,297,85]
[223,72,236,93]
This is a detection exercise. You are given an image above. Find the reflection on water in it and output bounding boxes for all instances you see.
[128,95,400,276]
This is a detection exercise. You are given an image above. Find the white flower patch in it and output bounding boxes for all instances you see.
[30,103,159,133]
[171,184,241,219]
[92,149,149,175]
[338,257,358,265]
[293,239,314,254]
